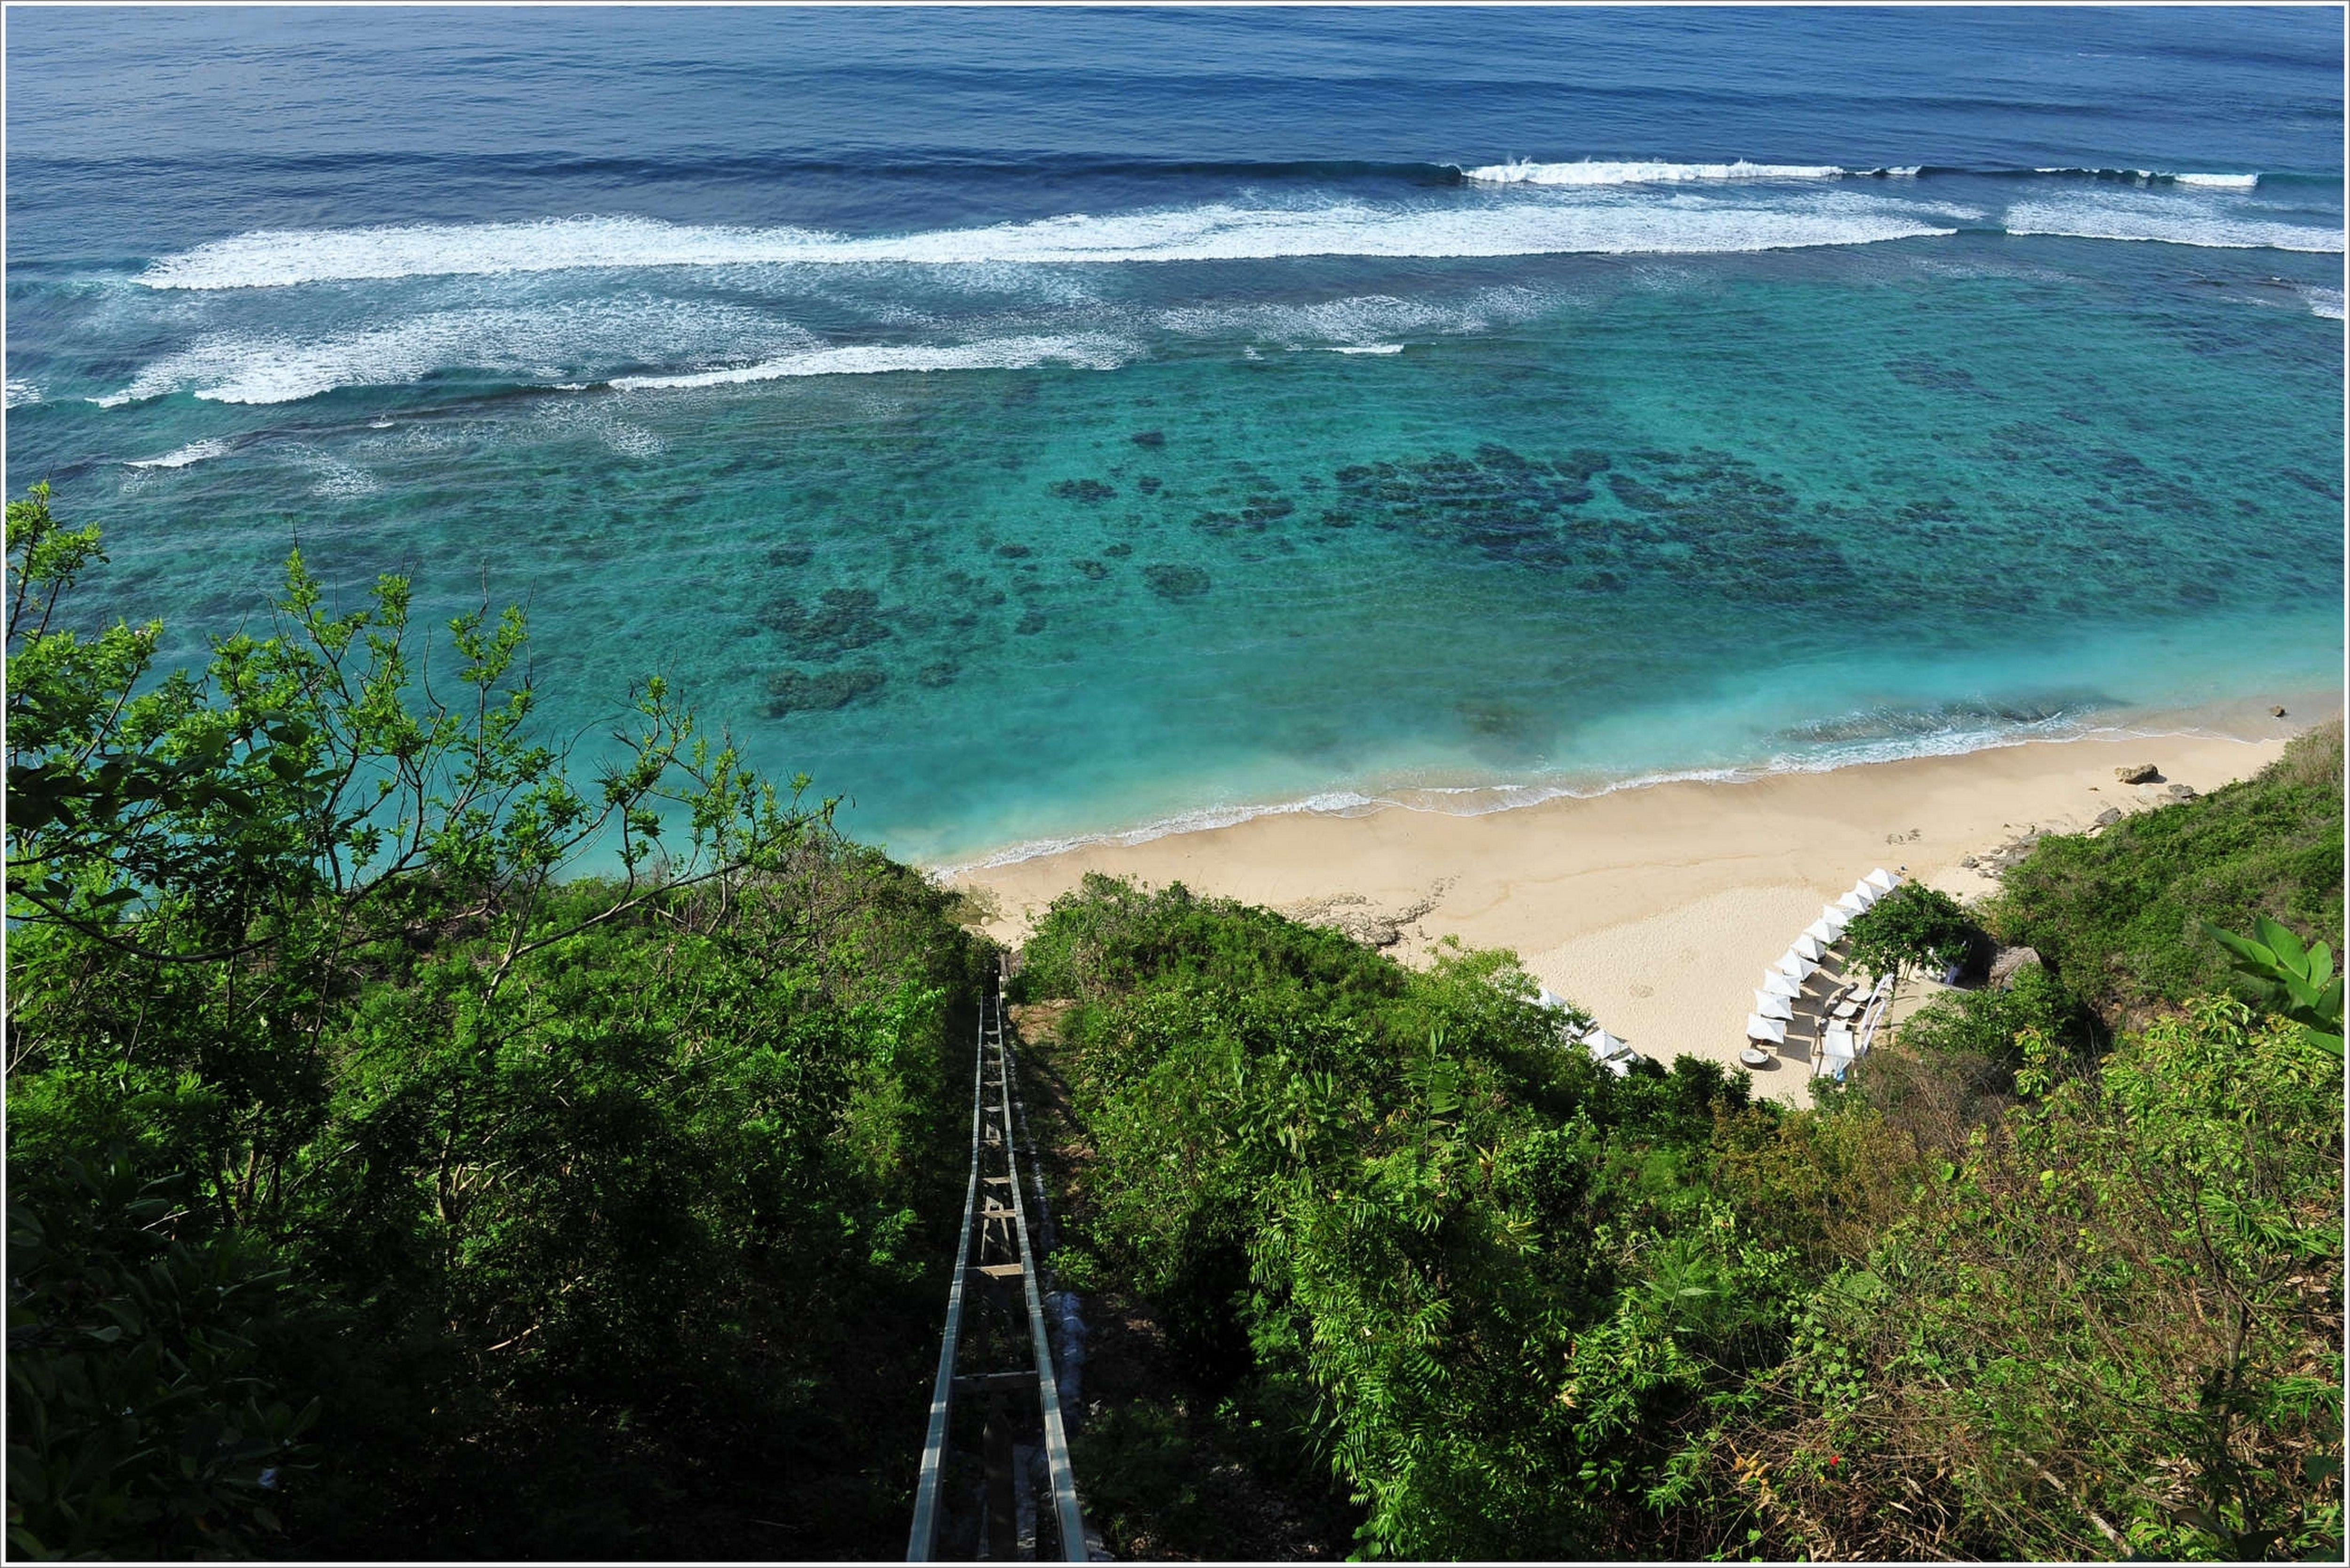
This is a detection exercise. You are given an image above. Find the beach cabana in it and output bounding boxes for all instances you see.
[1745,1014,1787,1045]
[1864,867,1899,893]
[1793,933,1826,962]
[1820,1025,1856,1069]
[1753,991,1794,1021]
[1760,970,1802,1001]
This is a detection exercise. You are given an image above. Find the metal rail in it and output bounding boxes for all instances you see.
[906,979,1089,1561]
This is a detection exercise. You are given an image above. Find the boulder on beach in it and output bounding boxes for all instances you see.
[2115,762,2162,784]
[2093,807,2123,828]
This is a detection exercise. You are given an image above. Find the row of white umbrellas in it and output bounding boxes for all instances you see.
[1747,869,1901,1046]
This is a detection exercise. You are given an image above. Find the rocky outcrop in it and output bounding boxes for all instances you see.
[2115,762,2162,784]
[1988,945,2044,991]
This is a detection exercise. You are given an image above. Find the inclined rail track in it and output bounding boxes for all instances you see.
[907,978,1088,1561]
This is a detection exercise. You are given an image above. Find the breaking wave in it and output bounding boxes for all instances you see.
[137,196,1960,289]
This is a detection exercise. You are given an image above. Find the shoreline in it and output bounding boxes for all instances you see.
[947,696,2334,1102]
[923,689,2338,878]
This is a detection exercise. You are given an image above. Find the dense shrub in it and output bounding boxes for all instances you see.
[1982,721,2344,1015]
[6,490,985,1557]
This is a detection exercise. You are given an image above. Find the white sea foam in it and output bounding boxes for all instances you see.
[95,300,810,406]
[139,197,1959,289]
[1464,158,1858,185]
[1328,344,1404,354]
[2032,167,2261,189]
[2005,194,2343,253]
[4,377,42,408]
[282,447,379,498]
[607,332,1133,390]
[124,437,234,470]
[1154,287,1546,352]
[2303,285,2346,321]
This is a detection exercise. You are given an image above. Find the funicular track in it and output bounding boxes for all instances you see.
[907,972,1090,1561]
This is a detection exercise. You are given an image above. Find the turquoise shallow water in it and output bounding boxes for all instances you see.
[7,9,2342,864]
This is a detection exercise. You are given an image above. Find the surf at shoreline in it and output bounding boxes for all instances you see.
[920,692,2336,876]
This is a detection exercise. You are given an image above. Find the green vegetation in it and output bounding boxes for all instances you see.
[1014,729,2344,1561]
[6,490,985,1557]
[1982,721,2344,1017]
[2206,914,2344,1054]
[8,484,2340,1561]
[1842,880,1970,982]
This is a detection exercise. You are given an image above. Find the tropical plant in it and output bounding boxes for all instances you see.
[2204,915,2343,1056]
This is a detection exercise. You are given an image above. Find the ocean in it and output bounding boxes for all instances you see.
[6,4,2342,865]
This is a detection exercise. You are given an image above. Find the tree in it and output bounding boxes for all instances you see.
[1842,883,1970,982]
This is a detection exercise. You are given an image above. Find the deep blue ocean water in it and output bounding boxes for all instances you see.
[7,6,2343,863]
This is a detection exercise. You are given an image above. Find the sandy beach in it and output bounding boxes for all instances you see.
[949,704,2328,1101]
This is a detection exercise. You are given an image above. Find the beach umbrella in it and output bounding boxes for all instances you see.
[1836,890,1869,915]
[1802,917,1839,945]
[1754,991,1794,1021]
[1865,868,1899,893]
[1774,950,1818,982]
[1744,1014,1787,1045]
[1818,905,1851,934]
[1760,971,1803,1000]
[1582,1027,1630,1059]
[1849,879,1880,906]
[1820,1026,1856,1063]
[1536,986,1570,1012]
[1793,933,1826,962]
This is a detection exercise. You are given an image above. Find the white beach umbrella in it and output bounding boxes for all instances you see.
[1536,986,1570,1012]
[1821,1026,1856,1063]
[1793,933,1826,963]
[1761,971,1803,1001]
[1836,890,1870,916]
[1582,1027,1630,1060]
[1754,991,1794,1021]
[1802,917,1839,945]
[1774,950,1819,982]
[1818,905,1851,934]
[1745,1013,1788,1045]
[1865,868,1899,893]
[1849,879,1880,906]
